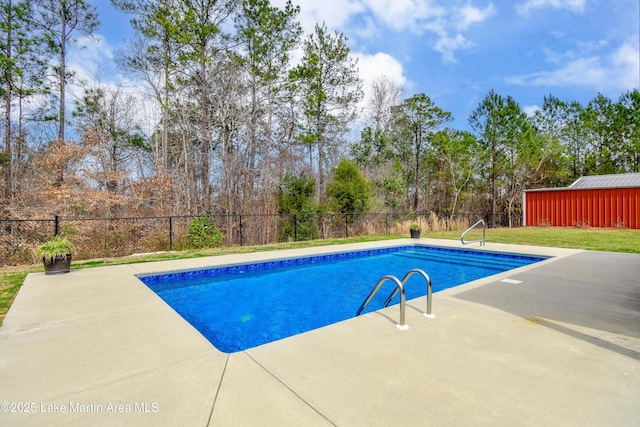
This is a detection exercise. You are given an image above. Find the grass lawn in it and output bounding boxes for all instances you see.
[2,227,640,326]
[430,226,640,253]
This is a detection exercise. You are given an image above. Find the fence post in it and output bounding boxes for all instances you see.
[293,214,297,241]
[239,214,243,246]
[385,213,388,235]
[345,213,349,238]
[54,215,60,236]
[169,216,173,251]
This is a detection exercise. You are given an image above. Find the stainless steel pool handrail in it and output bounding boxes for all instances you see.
[461,219,486,246]
[356,275,409,330]
[383,268,435,319]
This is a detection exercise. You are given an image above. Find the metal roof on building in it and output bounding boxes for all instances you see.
[568,172,640,189]
[524,172,640,193]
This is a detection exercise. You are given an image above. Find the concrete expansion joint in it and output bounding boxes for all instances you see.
[243,352,338,426]
[207,353,230,426]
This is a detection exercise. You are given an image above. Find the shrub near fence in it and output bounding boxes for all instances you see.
[0,212,517,267]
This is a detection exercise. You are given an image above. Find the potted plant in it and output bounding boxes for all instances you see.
[409,223,422,239]
[35,236,75,275]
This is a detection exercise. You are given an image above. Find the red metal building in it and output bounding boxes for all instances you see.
[523,173,640,229]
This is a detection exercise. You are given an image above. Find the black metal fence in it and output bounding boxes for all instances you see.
[0,211,521,267]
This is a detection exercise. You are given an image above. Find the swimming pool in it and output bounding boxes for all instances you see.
[140,245,546,352]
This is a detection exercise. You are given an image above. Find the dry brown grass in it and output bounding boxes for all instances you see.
[395,214,471,234]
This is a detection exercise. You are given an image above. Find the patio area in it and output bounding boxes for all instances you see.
[1,239,638,426]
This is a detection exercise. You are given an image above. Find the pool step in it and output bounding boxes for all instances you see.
[396,250,533,270]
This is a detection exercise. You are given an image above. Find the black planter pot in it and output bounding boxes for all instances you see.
[43,254,72,275]
[410,229,421,239]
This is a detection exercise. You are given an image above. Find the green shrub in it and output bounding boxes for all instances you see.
[327,158,371,219]
[277,175,318,242]
[186,217,223,249]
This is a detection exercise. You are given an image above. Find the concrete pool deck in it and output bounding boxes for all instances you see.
[1,238,639,426]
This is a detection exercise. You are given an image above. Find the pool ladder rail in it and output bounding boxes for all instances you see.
[355,268,435,330]
[461,218,486,247]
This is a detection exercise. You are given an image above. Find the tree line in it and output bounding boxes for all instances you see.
[1,0,638,229]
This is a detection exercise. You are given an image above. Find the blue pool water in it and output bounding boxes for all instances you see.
[140,245,546,353]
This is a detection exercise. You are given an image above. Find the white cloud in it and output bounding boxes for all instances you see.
[456,3,496,30]
[516,0,586,15]
[610,40,640,89]
[68,35,114,77]
[352,15,379,40]
[277,0,494,62]
[506,40,640,91]
[352,51,407,112]
[272,0,365,34]
[363,0,445,32]
[430,29,471,63]
[354,51,406,91]
[507,57,605,86]
[423,3,495,62]
[364,1,493,61]
[354,51,406,86]
[523,104,541,116]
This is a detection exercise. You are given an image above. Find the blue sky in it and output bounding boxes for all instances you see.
[83,0,639,131]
